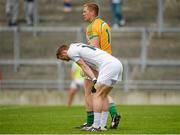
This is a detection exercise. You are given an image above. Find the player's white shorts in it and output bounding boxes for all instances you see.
[97,59,123,87]
[70,79,84,89]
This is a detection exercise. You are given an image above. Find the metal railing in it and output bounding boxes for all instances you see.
[122,59,180,91]
[0,58,180,91]
[0,26,83,72]
[1,26,180,72]
[111,26,180,73]
[1,25,180,91]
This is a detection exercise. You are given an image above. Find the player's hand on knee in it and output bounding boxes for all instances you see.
[91,78,97,93]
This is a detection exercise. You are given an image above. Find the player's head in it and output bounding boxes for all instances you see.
[56,45,70,61]
[83,3,99,22]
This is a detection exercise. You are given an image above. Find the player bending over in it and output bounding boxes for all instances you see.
[56,43,123,132]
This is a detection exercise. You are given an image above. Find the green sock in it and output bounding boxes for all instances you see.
[87,111,94,126]
[109,103,118,118]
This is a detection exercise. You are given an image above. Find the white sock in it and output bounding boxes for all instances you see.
[93,112,101,128]
[100,111,108,128]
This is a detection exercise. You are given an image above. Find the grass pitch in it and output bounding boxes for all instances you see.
[0,105,180,134]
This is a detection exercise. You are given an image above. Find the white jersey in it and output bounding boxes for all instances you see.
[67,43,120,71]
[67,43,123,86]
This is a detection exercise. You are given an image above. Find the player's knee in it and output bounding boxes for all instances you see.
[97,89,108,98]
[84,91,92,98]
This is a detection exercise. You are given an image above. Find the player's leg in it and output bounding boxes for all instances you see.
[100,86,111,130]
[77,78,94,129]
[79,70,98,129]
[90,83,112,130]
[108,95,117,117]
[108,95,121,129]
[67,88,77,106]
[87,60,122,132]
[108,61,123,129]
[67,81,77,106]
[84,79,94,126]
[99,60,123,130]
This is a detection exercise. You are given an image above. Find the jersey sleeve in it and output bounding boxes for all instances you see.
[89,26,99,40]
[67,46,81,62]
[86,24,99,40]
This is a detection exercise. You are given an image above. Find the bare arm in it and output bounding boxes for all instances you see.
[88,37,99,48]
[76,58,96,80]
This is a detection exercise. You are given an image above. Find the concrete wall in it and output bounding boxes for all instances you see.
[0,89,180,105]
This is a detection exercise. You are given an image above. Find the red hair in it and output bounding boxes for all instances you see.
[83,3,99,17]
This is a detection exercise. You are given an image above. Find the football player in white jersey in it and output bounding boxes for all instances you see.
[56,43,123,132]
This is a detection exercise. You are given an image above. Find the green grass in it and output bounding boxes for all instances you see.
[0,105,180,134]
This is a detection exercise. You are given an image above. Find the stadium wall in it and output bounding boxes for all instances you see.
[0,89,180,105]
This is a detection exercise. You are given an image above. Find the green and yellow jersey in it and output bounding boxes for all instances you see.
[86,18,112,54]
